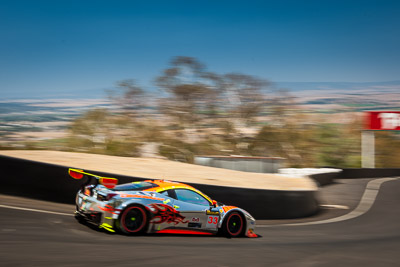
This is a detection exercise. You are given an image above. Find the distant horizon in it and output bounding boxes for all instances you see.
[1,80,400,100]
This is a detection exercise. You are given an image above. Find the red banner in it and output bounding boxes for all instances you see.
[365,111,400,130]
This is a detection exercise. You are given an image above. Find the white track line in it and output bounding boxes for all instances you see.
[1,177,398,225]
[258,177,400,227]
[0,204,72,216]
[320,204,349,210]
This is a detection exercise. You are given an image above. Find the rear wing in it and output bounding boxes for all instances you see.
[68,168,118,189]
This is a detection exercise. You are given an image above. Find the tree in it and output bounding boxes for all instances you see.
[108,79,146,120]
[68,109,112,152]
[68,109,140,156]
[375,131,400,167]
[221,73,270,125]
[155,56,222,128]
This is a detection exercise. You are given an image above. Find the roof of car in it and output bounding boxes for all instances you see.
[143,179,196,191]
[143,179,212,202]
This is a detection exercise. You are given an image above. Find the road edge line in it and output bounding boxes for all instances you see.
[0,204,72,216]
[258,177,399,227]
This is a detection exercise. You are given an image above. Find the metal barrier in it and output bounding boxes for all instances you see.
[194,156,284,173]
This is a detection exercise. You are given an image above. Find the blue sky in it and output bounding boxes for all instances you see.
[1,0,399,98]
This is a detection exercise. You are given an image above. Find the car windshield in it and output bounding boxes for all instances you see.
[113,181,158,191]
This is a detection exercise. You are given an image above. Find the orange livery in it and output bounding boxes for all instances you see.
[69,168,257,238]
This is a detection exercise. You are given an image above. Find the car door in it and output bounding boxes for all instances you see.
[171,189,217,230]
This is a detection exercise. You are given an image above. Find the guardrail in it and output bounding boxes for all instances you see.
[194,156,284,173]
[0,155,319,219]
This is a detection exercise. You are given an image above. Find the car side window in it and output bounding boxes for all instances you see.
[159,190,175,198]
[174,189,210,206]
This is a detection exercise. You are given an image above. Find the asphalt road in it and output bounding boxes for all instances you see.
[1,178,400,266]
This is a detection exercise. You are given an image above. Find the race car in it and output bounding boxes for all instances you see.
[69,168,257,237]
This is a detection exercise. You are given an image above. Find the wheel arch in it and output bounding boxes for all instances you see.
[219,208,247,228]
[116,203,150,235]
[119,202,149,217]
[219,209,247,237]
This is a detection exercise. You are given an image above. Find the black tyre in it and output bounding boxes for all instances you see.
[116,205,148,235]
[222,211,245,237]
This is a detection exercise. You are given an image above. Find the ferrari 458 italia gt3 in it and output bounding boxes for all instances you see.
[69,168,257,237]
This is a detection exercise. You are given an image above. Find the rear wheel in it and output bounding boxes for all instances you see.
[116,205,148,235]
[222,212,245,237]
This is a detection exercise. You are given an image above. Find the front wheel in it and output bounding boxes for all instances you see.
[116,205,148,235]
[222,212,245,237]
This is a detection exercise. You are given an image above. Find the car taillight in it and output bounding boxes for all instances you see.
[106,193,118,201]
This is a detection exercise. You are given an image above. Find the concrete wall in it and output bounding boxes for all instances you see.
[194,156,284,173]
[338,168,400,179]
[0,155,319,220]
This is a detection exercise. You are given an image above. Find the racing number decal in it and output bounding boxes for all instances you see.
[206,215,218,228]
[208,216,218,224]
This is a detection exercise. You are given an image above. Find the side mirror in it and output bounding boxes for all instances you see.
[212,200,217,208]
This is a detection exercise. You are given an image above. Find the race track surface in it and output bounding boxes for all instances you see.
[1,178,400,266]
